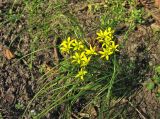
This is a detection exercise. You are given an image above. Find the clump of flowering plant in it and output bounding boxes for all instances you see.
[96,27,119,60]
[59,27,118,80]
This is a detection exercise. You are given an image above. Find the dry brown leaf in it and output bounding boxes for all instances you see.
[0,44,3,51]
[3,48,15,60]
[155,0,160,8]
[53,38,59,65]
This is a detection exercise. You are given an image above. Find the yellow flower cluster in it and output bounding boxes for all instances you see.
[96,28,118,60]
[59,27,118,80]
[60,37,97,80]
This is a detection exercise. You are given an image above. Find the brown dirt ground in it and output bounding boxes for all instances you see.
[117,25,160,119]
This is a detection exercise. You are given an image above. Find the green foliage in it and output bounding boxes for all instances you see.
[15,102,25,110]
[155,66,160,74]
[98,0,144,36]
[146,81,155,90]
[22,52,119,118]
[153,65,160,84]
[0,113,3,119]
[146,65,160,97]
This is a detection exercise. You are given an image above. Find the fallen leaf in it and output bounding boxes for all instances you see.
[52,38,59,65]
[155,0,160,8]
[0,44,3,51]
[3,48,15,60]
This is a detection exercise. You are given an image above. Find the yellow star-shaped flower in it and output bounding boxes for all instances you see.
[96,30,106,41]
[85,45,97,56]
[96,27,114,42]
[72,52,83,64]
[60,37,74,54]
[99,47,113,60]
[75,68,87,80]
[72,40,84,51]
[81,55,91,67]
[109,41,119,52]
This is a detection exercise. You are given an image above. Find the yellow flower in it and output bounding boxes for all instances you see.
[96,27,114,42]
[109,41,119,52]
[72,52,91,67]
[72,39,84,51]
[102,37,112,47]
[106,27,114,36]
[99,47,113,60]
[81,55,91,67]
[60,37,74,54]
[72,52,83,64]
[85,45,97,55]
[76,68,87,80]
[96,30,106,41]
